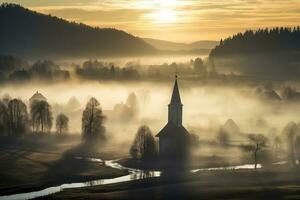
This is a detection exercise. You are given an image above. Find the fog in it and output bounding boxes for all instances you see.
[2,55,300,163]
[1,78,300,138]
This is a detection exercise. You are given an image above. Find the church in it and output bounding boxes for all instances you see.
[156,75,191,159]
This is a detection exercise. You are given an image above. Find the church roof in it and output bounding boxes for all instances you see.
[170,77,182,104]
[156,122,190,138]
[29,91,47,101]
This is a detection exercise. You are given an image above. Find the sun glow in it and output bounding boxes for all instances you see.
[158,0,178,8]
[149,0,178,24]
[153,9,177,23]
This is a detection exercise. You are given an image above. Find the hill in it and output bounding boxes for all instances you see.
[209,27,300,79]
[210,27,300,57]
[0,3,156,59]
[143,38,218,51]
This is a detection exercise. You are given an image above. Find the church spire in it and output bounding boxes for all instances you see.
[170,73,182,104]
[168,74,183,127]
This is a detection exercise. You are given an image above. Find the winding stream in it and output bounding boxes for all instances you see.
[0,157,262,200]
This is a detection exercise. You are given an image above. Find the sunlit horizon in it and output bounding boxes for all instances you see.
[1,0,299,42]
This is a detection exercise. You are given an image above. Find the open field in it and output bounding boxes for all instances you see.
[0,136,128,196]
[40,168,300,200]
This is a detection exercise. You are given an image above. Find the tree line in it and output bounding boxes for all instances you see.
[210,27,300,56]
[75,60,140,81]
[0,95,106,143]
[0,56,70,84]
[0,3,155,58]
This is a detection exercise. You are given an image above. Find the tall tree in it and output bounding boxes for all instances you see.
[30,100,53,133]
[248,134,268,169]
[56,114,69,135]
[7,99,28,136]
[82,97,106,141]
[130,125,157,160]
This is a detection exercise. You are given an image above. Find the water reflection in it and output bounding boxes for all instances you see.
[0,158,265,200]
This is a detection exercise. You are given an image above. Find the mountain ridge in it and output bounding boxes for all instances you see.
[143,38,218,51]
[0,3,156,59]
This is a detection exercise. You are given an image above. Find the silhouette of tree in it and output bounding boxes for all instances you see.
[193,57,207,76]
[0,55,28,74]
[248,134,268,169]
[281,86,300,101]
[211,27,300,56]
[82,97,106,141]
[0,101,8,136]
[0,4,155,58]
[30,100,53,134]
[130,125,157,160]
[273,135,282,153]
[9,69,31,82]
[7,99,28,136]
[126,92,139,119]
[282,122,300,166]
[56,114,69,135]
[75,60,140,81]
[1,93,11,106]
[217,128,230,146]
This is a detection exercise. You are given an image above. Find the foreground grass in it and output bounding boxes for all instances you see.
[41,168,300,200]
[0,135,128,196]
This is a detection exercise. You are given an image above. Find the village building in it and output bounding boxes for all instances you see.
[29,91,47,105]
[156,75,190,159]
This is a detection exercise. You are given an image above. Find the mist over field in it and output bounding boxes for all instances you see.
[1,56,300,140]
[1,3,300,200]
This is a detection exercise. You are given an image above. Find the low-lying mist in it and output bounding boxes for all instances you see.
[1,80,300,140]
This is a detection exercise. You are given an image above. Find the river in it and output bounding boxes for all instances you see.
[0,157,262,200]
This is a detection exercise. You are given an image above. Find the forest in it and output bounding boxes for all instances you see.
[0,3,156,58]
[210,27,300,56]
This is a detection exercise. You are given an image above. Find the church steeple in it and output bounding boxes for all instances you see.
[168,74,183,127]
[170,74,182,104]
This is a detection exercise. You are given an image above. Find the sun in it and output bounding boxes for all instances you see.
[150,0,178,24]
[142,0,179,24]
[154,9,177,24]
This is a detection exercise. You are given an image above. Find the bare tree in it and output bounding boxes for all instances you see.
[130,125,157,160]
[30,100,53,133]
[7,99,28,136]
[248,134,268,169]
[56,114,69,135]
[82,97,106,141]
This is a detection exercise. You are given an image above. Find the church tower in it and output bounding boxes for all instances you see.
[168,75,183,127]
[156,75,190,159]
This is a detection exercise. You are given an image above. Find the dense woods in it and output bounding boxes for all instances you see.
[210,27,300,56]
[0,3,156,58]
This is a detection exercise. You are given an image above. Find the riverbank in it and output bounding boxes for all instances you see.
[39,167,300,200]
[118,155,253,171]
[0,135,129,196]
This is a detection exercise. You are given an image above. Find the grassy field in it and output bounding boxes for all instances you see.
[0,135,128,196]
[41,168,300,200]
[1,135,299,200]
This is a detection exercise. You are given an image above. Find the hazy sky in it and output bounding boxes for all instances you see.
[2,0,300,42]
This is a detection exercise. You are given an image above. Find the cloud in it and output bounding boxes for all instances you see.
[1,0,299,42]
